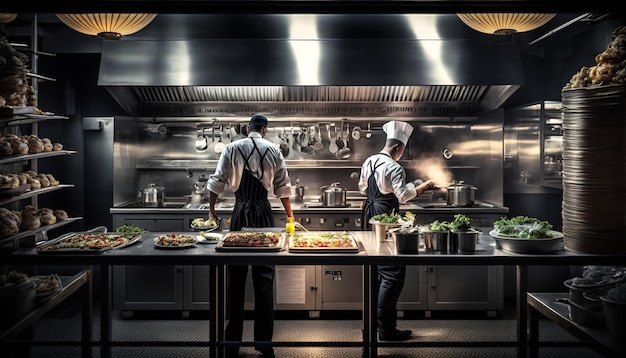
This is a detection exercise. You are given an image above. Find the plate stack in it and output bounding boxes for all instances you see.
[561,85,626,254]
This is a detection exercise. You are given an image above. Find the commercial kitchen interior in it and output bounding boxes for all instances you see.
[1,1,625,358]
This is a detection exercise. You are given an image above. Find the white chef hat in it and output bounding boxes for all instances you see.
[383,121,413,145]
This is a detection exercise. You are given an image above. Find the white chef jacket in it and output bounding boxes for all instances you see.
[358,151,418,204]
[207,131,292,199]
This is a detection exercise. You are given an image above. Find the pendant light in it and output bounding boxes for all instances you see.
[0,14,18,23]
[55,13,157,40]
[457,13,556,36]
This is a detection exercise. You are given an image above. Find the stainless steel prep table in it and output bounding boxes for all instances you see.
[1,231,625,358]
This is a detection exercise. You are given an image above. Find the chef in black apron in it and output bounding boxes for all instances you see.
[359,121,435,341]
[207,114,294,358]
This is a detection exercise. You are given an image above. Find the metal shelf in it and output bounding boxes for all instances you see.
[0,150,77,165]
[0,184,74,206]
[0,217,83,250]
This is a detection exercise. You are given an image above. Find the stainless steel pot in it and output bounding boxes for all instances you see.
[445,181,478,207]
[320,182,347,207]
[139,182,165,207]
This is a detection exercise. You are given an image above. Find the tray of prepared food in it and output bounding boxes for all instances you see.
[37,232,142,253]
[288,231,360,253]
[153,233,198,249]
[33,274,62,300]
[215,231,285,251]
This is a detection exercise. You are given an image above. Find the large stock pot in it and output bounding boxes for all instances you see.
[445,181,478,207]
[139,182,165,207]
[320,182,347,207]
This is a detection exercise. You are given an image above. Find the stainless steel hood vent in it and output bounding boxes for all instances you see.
[99,38,523,118]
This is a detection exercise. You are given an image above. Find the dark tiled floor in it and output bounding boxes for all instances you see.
[8,300,607,358]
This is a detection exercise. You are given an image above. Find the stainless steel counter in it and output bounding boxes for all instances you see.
[2,232,625,358]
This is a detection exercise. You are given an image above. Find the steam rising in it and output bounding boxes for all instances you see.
[414,154,454,187]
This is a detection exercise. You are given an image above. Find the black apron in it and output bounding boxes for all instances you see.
[230,138,274,230]
[361,154,400,230]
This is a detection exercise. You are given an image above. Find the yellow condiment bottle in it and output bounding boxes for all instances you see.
[285,217,295,233]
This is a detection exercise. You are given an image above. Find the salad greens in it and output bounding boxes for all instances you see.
[115,224,146,234]
[428,220,450,232]
[371,210,415,224]
[448,214,473,232]
[493,216,553,239]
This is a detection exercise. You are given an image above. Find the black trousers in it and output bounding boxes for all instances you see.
[224,264,275,345]
[377,264,407,334]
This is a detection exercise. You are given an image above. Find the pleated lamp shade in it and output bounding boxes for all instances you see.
[55,13,157,40]
[457,13,556,35]
[0,13,18,23]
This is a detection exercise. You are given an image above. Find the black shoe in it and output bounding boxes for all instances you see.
[225,347,240,358]
[378,329,412,341]
[256,347,275,358]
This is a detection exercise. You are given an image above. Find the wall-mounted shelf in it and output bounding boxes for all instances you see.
[0,184,74,206]
[0,114,69,128]
[0,217,83,249]
[0,150,77,165]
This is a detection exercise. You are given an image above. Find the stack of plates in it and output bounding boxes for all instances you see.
[561,85,626,253]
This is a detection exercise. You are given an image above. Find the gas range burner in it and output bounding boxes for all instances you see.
[420,202,494,209]
[301,203,353,209]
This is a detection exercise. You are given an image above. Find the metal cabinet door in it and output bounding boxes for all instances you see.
[318,265,363,310]
[112,214,185,231]
[243,265,317,311]
[397,265,429,310]
[427,265,503,310]
[112,265,185,310]
[184,265,211,310]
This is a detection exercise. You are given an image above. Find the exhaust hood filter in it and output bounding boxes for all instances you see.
[99,39,523,117]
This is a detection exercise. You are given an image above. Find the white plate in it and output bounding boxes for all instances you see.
[190,217,221,231]
[196,232,223,244]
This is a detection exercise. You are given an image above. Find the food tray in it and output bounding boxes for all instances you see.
[37,232,142,254]
[215,231,285,252]
[153,234,198,249]
[33,274,62,300]
[490,229,563,254]
[288,231,360,253]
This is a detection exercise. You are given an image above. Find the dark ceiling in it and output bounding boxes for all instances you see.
[0,1,618,14]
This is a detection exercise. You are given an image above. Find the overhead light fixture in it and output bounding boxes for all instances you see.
[55,13,157,40]
[456,13,556,36]
[0,14,18,23]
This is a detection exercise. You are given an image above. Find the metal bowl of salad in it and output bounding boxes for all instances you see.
[489,216,563,254]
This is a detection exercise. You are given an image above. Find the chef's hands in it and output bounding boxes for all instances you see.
[424,180,437,190]
[412,179,437,193]
[207,216,219,228]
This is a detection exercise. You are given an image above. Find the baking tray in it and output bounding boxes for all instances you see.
[288,231,360,253]
[153,234,198,249]
[37,232,142,254]
[215,231,285,252]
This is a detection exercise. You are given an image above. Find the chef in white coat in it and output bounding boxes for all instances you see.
[358,120,435,341]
